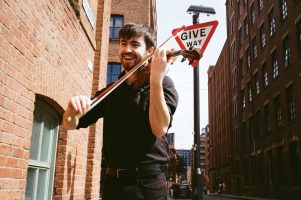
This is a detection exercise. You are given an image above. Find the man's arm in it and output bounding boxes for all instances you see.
[62,95,91,130]
[149,49,174,138]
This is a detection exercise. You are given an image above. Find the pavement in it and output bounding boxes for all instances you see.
[167,193,282,200]
[207,193,282,200]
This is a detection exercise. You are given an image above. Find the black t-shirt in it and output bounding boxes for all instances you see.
[77,76,178,168]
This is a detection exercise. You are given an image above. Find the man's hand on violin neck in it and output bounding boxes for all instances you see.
[150,49,171,84]
[63,95,91,130]
[69,95,91,115]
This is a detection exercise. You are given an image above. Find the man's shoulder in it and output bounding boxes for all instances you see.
[163,76,175,86]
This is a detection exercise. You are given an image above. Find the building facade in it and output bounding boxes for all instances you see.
[0,0,156,199]
[208,0,301,198]
[208,42,232,193]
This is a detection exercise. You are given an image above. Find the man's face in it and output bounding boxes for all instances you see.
[119,35,151,71]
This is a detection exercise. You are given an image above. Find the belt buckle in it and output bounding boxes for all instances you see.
[116,168,139,178]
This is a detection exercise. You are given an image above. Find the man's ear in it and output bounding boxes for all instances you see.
[147,46,155,54]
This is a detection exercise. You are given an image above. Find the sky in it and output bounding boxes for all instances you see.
[156,0,227,149]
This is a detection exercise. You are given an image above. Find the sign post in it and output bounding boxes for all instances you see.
[173,19,218,200]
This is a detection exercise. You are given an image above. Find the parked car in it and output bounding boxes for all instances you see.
[169,183,192,199]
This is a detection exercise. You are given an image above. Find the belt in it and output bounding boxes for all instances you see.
[106,164,167,179]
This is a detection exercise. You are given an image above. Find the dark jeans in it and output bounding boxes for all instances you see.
[102,173,167,200]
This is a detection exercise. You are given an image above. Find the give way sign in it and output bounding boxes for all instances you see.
[172,20,218,67]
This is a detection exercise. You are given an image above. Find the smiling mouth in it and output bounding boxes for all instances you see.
[122,53,136,61]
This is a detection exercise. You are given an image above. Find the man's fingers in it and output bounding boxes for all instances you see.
[69,95,91,116]
[74,96,83,114]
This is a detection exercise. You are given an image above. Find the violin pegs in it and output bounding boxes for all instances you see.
[189,59,194,65]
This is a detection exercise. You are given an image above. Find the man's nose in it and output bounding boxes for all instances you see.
[123,45,133,53]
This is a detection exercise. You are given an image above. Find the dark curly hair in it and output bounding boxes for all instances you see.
[118,22,156,50]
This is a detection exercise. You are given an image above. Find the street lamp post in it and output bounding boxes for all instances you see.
[187,5,216,200]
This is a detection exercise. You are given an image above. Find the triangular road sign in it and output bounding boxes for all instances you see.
[172,20,218,67]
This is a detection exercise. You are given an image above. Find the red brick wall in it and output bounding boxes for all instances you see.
[0,0,110,199]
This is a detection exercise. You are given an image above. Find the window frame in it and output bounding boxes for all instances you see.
[106,62,122,85]
[282,35,291,67]
[269,8,276,37]
[25,99,59,200]
[109,15,124,40]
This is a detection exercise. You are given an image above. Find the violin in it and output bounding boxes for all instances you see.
[126,49,203,90]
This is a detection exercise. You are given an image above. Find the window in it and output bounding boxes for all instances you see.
[232,68,237,89]
[255,110,261,139]
[282,35,291,67]
[109,15,124,40]
[267,150,273,186]
[247,81,252,102]
[289,142,300,184]
[271,51,279,79]
[241,121,247,146]
[25,99,59,200]
[258,0,264,12]
[286,85,296,121]
[244,17,249,36]
[246,48,251,68]
[274,95,282,127]
[297,19,301,54]
[252,37,258,59]
[233,96,238,117]
[231,41,236,62]
[243,157,249,185]
[240,57,245,77]
[231,16,235,33]
[243,0,247,8]
[279,0,288,20]
[277,146,285,185]
[250,3,256,24]
[248,116,253,144]
[250,156,256,185]
[269,9,276,37]
[107,62,121,85]
[238,0,241,17]
[258,153,264,183]
[259,24,266,48]
[264,103,271,134]
[241,88,246,108]
[262,63,268,88]
[238,28,242,49]
[254,72,260,95]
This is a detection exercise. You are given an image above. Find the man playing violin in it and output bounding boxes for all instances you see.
[63,23,178,200]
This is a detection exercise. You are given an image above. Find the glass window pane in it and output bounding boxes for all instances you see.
[30,112,43,160]
[25,168,37,200]
[109,27,113,38]
[112,65,121,74]
[109,18,113,27]
[112,75,119,82]
[113,28,120,39]
[37,169,48,199]
[40,117,52,163]
[115,17,123,27]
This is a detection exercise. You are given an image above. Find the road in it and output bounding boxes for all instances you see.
[168,194,241,200]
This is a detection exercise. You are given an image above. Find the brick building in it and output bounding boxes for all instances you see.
[0,0,156,199]
[208,0,301,198]
[208,42,231,193]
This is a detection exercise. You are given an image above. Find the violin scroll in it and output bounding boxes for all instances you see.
[167,48,202,65]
